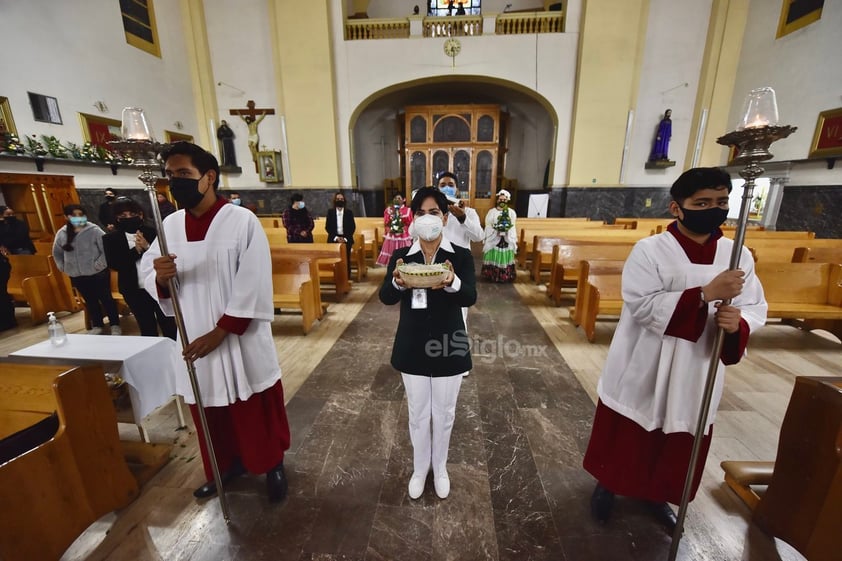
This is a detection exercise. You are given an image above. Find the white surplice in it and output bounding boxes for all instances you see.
[140,204,281,406]
[597,232,767,435]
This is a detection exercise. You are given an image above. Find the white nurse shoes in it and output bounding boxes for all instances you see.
[434,473,450,499]
[408,472,427,499]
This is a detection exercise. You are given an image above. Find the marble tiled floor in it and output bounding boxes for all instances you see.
[16,264,828,560]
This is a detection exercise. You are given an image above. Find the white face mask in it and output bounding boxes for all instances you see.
[413,213,443,241]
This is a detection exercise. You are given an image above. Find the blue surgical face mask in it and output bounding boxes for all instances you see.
[297,201,305,209]
[440,186,457,198]
[69,216,87,227]
[231,198,242,206]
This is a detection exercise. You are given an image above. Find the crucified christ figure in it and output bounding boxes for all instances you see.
[240,113,267,164]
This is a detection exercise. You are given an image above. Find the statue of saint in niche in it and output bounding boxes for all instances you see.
[217,120,239,170]
[645,108,676,169]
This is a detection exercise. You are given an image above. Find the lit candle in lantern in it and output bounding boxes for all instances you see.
[736,87,779,131]
[121,107,155,141]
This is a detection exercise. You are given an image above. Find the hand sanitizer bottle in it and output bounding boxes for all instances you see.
[47,312,67,346]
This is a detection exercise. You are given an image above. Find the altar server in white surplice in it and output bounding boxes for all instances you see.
[140,142,290,503]
[583,167,767,533]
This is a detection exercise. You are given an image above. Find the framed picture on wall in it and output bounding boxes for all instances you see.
[258,151,283,183]
[808,107,842,159]
[79,112,121,148]
[776,0,824,38]
[0,96,18,136]
[164,130,193,143]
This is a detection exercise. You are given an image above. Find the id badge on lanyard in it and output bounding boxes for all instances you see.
[411,288,427,309]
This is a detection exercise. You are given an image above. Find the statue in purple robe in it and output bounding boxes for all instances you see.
[648,109,672,161]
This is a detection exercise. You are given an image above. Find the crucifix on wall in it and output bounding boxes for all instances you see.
[229,100,276,172]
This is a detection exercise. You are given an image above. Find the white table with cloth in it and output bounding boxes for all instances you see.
[10,334,185,441]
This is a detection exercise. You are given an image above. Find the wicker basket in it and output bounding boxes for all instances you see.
[397,263,450,288]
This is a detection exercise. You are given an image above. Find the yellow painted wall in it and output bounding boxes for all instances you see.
[269,0,340,187]
[567,0,648,186]
[685,0,750,167]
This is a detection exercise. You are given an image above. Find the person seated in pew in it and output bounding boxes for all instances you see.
[142,141,290,503]
[281,193,314,243]
[583,167,768,533]
[0,206,36,255]
[103,197,176,339]
[325,191,356,277]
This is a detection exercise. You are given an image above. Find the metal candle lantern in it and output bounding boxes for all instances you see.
[667,88,795,560]
[108,108,232,523]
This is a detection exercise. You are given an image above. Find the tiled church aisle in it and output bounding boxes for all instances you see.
[56,269,815,561]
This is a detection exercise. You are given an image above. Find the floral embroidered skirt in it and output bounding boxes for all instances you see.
[377,234,413,266]
[482,243,516,283]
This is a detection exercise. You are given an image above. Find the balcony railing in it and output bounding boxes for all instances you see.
[344,18,409,40]
[344,12,564,41]
[496,12,564,35]
[423,15,483,37]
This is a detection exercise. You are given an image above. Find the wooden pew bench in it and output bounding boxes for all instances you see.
[755,262,842,340]
[575,263,623,342]
[8,254,78,323]
[270,242,351,298]
[740,238,842,264]
[270,253,320,334]
[570,259,626,329]
[547,243,634,305]
[523,229,647,278]
[721,376,842,561]
[0,361,139,561]
[791,246,842,264]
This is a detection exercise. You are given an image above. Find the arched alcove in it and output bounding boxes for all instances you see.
[349,77,558,211]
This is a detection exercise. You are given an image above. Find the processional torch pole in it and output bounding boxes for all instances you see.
[109,108,232,523]
[668,88,794,560]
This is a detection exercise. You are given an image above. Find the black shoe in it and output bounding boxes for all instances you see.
[192,459,246,499]
[647,501,678,533]
[266,462,288,503]
[590,483,615,524]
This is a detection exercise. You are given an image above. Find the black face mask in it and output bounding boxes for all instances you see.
[169,176,206,209]
[678,206,728,235]
[117,217,143,233]
[335,200,346,208]
[3,216,16,223]
[106,195,115,201]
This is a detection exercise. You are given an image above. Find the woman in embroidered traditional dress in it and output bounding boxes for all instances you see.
[377,194,413,266]
[481,190,517,282]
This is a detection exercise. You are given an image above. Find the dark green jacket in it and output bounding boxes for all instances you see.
[379,238,476,376]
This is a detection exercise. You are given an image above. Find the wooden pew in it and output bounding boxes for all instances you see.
[746,238,842,264]
[755,262,842,341]
[570,260,626,329]
[547,243,634,305]
[0,361,139,561]
[721,376,842,561]
[614,217,674,231]
[269,252,319,334]
[729,230,815,240]
[791,246,842,264]
[578,268,623,343]
[8,254,79,323]
[258,216,280,229]
[271,243,351,297]
[523,229,648,276]
[312,231,367,282]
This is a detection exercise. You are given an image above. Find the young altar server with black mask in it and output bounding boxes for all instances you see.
[141,142,290,502]
[583,167,767,532]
